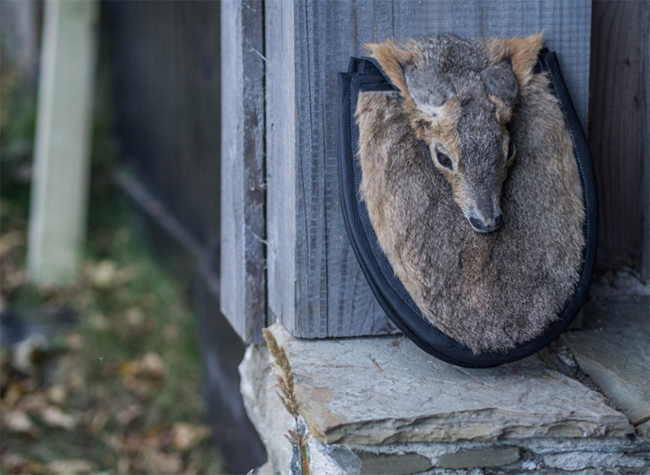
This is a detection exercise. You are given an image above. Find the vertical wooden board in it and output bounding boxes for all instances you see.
[266,0,591,338]
[266,0,297,333]
[589,1,649,279]
[27,0,99,285]
[644,2,650,282]
[220,0,266,343]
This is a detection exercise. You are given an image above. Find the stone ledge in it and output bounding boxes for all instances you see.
[240,323,649,474]
[562,296,650,437]
[259,324,631,444]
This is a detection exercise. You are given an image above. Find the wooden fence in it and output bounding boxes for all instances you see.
[589,1,649,280]
[105,2,266,471]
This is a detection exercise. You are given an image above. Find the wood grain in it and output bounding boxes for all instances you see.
[589,1,649,280]
[265,0,592,338]
[220,0,266,343]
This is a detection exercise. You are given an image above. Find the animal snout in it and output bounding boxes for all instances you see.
[468,212,503,234]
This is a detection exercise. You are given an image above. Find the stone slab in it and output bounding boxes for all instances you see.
[563,296,650,436]
[356,452,431,474]
[436,447,520,469]
[241,336,650,474]
[253,324,631,447]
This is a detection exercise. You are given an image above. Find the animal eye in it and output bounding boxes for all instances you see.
[507,140,516,163]
[435,145,454,171]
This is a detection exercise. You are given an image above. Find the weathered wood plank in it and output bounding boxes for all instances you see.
[590,0,649,280]
[220,0,266,343]
[27,0,99,285]
[265,0,591,338]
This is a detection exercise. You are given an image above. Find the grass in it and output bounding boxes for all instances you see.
[0,55,222,474]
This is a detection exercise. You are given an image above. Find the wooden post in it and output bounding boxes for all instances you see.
[27,0,99,285]
[590,1,650,280]
[220,0,266,343]
[264,0,592,338]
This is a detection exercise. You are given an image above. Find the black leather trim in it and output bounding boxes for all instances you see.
[338,51,598,367]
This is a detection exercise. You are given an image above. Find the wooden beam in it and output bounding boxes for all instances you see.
[265,0,591,338]
[27,0,99,285]
[220,0,266,343]
[590,0,650,280]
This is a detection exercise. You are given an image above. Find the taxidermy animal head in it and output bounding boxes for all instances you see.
[366,33,543,233]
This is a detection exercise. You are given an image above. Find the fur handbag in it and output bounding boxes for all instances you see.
[338,34,598,367]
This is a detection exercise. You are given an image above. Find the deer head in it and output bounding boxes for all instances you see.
[366,33,543,234]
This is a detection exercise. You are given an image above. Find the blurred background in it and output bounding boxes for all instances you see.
[1,1,264,473]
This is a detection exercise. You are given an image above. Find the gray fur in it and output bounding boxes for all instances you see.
[481,60,519,106]
[356,37,585,353]
[404,34,490,113]
[399,34,524,233]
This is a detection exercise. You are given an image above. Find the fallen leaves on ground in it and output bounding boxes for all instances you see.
[120,352,165,397]
[1,329,219,474]
[0,245,221,474]
[172,423,212,451]
[47,459,95,474]
[3,410,41,438]
[40,406,77,430]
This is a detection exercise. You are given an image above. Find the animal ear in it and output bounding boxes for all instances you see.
[485,32,543,87]
[480,60,519,106]
[365,39,419,105]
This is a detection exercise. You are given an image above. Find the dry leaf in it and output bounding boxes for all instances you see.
[12,334,47,375]
[1,380,30,409]
[3,410,39,437]
[89,313,108,330]
[123,376,152,397]
[1,453,47,474]
[126,308,145,327]
[0,230,24,257]
[41,406,77,430]
[120,352,164,379]
[144,422,171,449]
[180,461,201,475]
[172,423,211,451]
[139,352,165,378]
[87,409,109,435]
[104,434,123,452]
[47,385,67,406]
[119,360,138,378]
[117,457,130,475]
[65,333,83,351]
[68,370,85,392]
[92,260,117,288]
[19,390,48,412]
[143,450,182,474]
[116,403,142,426]
[47,459,94,474]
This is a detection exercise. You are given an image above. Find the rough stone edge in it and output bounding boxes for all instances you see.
[240,337,649,475]
[268,322,633,445]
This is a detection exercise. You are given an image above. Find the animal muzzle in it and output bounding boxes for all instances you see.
[466,198,503,234]
[468,213,503,233]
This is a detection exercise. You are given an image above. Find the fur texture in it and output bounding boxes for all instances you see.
[356,34,585,353]
[367,34,545,234]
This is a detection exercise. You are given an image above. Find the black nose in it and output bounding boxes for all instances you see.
[468,213,503,234]
[469,216,486,232]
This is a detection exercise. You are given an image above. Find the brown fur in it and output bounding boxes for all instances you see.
[367,34,543,233]
[365,40,423,135]
[485,33,544,87]
[356,36,585,353]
